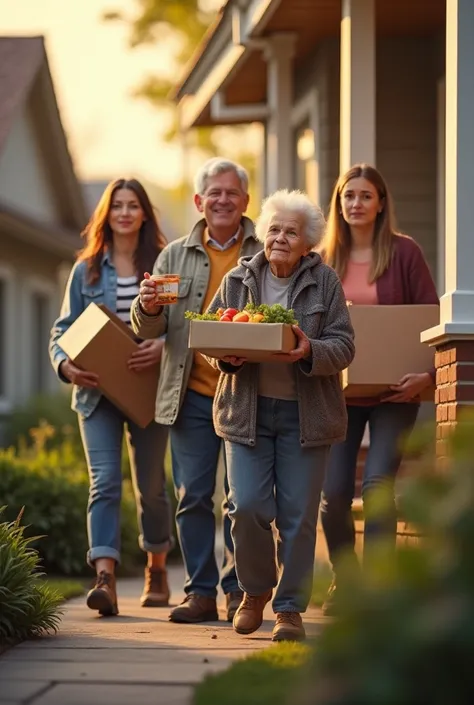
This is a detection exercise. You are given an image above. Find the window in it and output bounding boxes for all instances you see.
[295,124,317,195]
[0,279,5,398]
[31,291,50,395]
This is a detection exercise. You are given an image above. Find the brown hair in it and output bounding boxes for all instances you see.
[319,164,397,282]
[77,178,168,284]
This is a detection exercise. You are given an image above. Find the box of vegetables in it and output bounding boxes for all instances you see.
[186,303,297,362]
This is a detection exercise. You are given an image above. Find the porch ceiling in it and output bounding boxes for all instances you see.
[192,0,445,126]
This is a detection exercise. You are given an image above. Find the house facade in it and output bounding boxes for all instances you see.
[173,0,474,442]
[0,37,87,426]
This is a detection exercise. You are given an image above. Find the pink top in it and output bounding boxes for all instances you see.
[341,260,378,305]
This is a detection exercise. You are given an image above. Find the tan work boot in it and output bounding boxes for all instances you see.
[225,590,244,622]
[233,590,272,635]
[140,567,170,607]
[86,570,119,616]
[272,612,306,642]
[169,594,218,623]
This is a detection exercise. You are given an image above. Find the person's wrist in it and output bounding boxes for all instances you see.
[139,301,163,317]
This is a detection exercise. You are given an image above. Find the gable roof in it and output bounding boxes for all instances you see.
[0,36,87,240]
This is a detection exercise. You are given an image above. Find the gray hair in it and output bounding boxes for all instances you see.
[255,189,326,247]
[194,157,249,195]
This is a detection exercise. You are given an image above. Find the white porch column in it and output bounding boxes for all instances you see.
[264,33,296,194]
[422,0,474,344]
[421,0,474,456]
[339,0,376,172]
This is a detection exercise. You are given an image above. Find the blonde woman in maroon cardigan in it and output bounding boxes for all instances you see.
[318,163,438,615]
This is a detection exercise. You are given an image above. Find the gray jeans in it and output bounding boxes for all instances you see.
[225,396,330,613]
[320,401,420,574]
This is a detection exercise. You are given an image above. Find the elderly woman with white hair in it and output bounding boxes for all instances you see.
[205,189,355,641]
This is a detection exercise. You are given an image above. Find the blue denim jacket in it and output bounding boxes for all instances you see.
[49,253,119,418]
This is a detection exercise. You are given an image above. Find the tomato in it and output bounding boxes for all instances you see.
[219,315,233,322]
[232,311,250,323]
[223,308,239,319]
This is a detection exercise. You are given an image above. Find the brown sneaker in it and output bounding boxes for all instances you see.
[86,571,118,616]
[169,594,218,623]
[225,590,244,622]
[140,567,170,607]
[272,612,306,642]
[232,591,272,635]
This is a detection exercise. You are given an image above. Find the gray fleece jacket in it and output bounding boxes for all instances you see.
[205,250,355,447]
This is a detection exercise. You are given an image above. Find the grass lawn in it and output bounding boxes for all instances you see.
[193,565,330,705]
[193,642,311,705]
[40,577,86,601]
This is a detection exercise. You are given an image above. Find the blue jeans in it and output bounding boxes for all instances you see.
[169,389,238,598]
[320,402,420,574]
[225,397,329,613]
[78,397,172,566]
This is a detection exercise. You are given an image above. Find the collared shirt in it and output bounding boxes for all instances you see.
[204,226,242,251]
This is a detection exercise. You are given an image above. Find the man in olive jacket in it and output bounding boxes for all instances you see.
[131,158,262,624]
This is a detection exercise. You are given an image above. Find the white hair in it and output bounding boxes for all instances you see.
[194,157,249,195]
[255,189,326,247]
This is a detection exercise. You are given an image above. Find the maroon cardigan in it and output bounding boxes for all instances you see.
[376,234,439,306]
[350,234,439,404]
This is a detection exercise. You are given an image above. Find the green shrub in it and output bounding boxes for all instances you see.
[5,392,82,453]
[299,414,474,705]
[0,444,143,576]
[0,508,63,643]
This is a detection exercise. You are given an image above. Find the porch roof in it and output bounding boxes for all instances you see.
[173,0,445,129]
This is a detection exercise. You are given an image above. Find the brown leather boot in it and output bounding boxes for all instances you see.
[168,594,218,623]
[140,567,170,607]
[272,612,306,642]
[225,590,244,622]
[233,590,272,635]
[86,571,118,616]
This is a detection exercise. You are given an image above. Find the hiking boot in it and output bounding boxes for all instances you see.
[225,590,244,622]
[86,571,118,616]
[140,567,170,607]
[169,594,218,623]
[233,590,272,635]
[272,612,306,642]
[321,579,339,617]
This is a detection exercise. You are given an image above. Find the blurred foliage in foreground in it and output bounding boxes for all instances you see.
[299,412,474,705]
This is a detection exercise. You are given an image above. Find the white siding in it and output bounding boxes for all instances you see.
[0,102,60,223]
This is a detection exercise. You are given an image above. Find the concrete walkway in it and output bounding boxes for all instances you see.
[0,564,324,705]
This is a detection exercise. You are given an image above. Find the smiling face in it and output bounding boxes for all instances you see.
[194,170,249,238]
[264,209,309,276]
[340,176,384,229]
[108,188,145,237]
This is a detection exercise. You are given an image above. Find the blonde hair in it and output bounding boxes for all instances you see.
[255,189,326,247]
[319,164,397,282]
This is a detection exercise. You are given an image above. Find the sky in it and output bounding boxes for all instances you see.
[0,0,219,189]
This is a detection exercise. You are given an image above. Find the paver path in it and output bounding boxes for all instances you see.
[0,564,324,705]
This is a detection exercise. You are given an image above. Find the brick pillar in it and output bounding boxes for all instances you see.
[434,340,474,457]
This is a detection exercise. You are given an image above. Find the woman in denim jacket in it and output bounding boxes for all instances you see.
[49,178,173,616]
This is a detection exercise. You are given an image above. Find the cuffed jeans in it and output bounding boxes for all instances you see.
[78,397,172,567]
[169,389,238,598]
[225,397,329,614]
[320,402,420,574]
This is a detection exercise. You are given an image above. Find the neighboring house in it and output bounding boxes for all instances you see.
[0,36,87,423]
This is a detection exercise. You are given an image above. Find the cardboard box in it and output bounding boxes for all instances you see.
[188,320,296,362]
[342,304,439,400]
[58,303,159,427]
